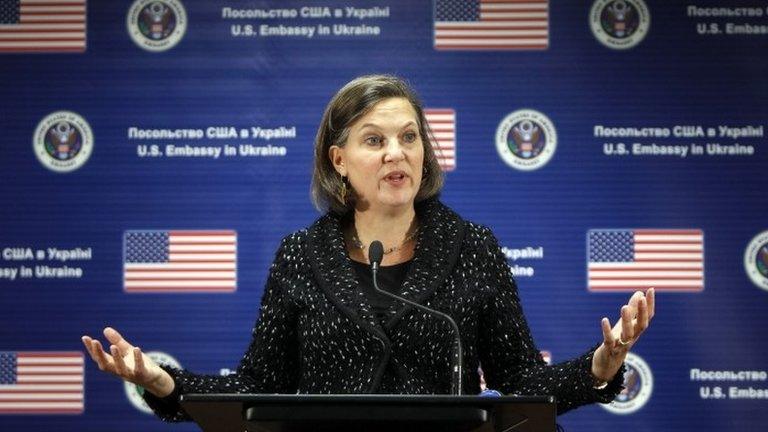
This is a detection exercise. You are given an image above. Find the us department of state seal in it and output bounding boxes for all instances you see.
[590,0,650,50]
[744,230,768,292]
[33,111,93,173]
[495,109,557,171]
[127,0,187,52]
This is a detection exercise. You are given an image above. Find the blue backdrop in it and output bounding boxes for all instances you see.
[1,0,767,431]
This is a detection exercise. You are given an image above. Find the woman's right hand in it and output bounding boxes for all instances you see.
[81,327,175,397]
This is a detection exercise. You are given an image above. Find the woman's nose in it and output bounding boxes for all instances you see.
[384,138,405,162]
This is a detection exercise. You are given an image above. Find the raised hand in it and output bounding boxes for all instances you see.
[81,327,175,397]
[591,288,655,384]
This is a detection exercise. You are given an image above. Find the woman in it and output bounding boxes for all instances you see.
[82,75,654,420]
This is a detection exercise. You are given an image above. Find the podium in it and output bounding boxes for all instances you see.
[180,394,556,432]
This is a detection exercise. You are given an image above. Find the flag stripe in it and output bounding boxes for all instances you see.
[169,231,234,236]
[0,394,83,400]
[0,30,81,37]
[590,286,704,291]
[168,247,236,253]
[482,0,544,3]
[591,276,703,281]
[589,270,702,277]
[436,29,548,36]
[126,280,236,287]
[436,22,547,28]
[0,41,84,47]
[16,367,82,373]
[482,3,548,10]
[588,262,702,269]
[634,244,702,251]
[481,12,547,18]
[151,259,236,263]
[126,278,237,282]
[435,39,547,45]
[125,287,239,292]
[126,270,235,276]
[590,283,703,289]
[0,404,83,409]
[17,376,82,382]
[20,6,85,12]
[20,0,85,3]
[434,44,548,50]
[0,23,84,30]
[0,409,83,413]
[20,15,84,21]
[125,263,236,270]
[17,358,83,365]
[0,384,82,391]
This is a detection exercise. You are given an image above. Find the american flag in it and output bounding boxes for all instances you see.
[425,108,456,172]
[0,0,86,53]
[434,0,549,50]
[587,229,704,292]
[124,230,237,293]
[0,352,84,414]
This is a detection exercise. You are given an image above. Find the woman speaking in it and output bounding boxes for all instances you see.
[82,75,655,421]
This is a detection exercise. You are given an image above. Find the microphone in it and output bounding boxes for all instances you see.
[369,240,384,272]
[368,241,464,395]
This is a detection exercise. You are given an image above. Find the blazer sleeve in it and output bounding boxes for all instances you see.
[476,228,624,415]
[142,237,300,422]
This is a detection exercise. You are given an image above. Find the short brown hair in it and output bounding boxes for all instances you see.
[311,75,444,214]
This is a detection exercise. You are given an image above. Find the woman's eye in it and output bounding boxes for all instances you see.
[403,132,418,143]
[365,136,382,146]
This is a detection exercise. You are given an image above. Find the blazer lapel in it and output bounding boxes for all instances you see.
[384,199,466,330]
[307,213,387,338]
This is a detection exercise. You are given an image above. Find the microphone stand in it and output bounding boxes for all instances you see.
[369,242,463,395]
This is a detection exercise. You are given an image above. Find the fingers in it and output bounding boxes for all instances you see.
[620,305,634,342]
[602,317,627,355]
[104,327,133,355]
[88,339,114,373]
[133,347,146,378]
[627,290,644,310]
[601,317,614,346]
[636,296,649,332]
[133,347,144,371]
[81,336,94,357]
[646,287,656,319]
[111,345,129,377]
[81,336,100,365]
[81,336,104,370]
[92,339,112,371]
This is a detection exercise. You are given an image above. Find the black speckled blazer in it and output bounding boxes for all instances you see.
[144,199,623,421]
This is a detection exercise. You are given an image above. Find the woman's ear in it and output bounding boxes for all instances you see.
[329,146,347,176]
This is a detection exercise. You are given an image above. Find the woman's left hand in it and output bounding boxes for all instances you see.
[591,288,655,384]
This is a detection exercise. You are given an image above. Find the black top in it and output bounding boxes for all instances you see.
[350,259,412,324]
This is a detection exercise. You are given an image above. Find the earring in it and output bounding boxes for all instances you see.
[340,176,347,203]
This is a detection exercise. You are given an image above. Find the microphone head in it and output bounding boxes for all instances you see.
[369,241,384,267]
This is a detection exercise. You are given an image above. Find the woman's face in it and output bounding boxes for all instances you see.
[330,97,424,213]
